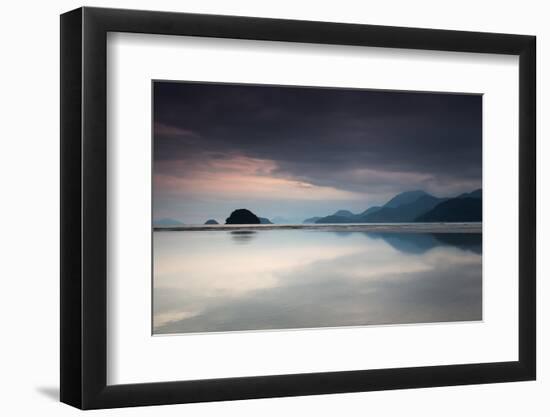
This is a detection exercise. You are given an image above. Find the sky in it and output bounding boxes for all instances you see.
[153,81,482,225]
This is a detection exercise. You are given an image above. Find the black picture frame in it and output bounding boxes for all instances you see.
[60,6,536,410]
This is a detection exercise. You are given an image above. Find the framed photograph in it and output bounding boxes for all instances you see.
[60,7,536,409]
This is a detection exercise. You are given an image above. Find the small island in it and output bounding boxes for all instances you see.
[225,209,261,225]
[204,219,219,225]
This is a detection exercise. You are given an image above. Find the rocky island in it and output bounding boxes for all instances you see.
[225,209,261,225]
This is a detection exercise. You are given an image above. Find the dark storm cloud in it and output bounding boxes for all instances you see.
[153,81,482,200]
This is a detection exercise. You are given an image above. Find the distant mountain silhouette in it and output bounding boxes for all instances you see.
[316,190,440,223]
[303,216,322,224]
[360,206,382,216]
[153,218,184,227]
[314,189,481,224]
[457,189,482,199]
[316,215,357,224]
[259,217,273,224]
[416,197,482,222]
[333,209,355,217]
[358,194,444,223]
[314,209,360,223]
[383,190,431,208]
[225,209,261,224]
[204,219,219,225]
[314,209,359,223]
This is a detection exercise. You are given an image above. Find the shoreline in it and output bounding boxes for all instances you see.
[154,222,482,234]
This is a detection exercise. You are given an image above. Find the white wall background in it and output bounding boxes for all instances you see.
[0,0,545,415]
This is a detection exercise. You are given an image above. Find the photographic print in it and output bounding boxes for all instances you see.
[152,81,482,335]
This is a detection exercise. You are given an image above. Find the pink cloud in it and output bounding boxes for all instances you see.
[154,155,363,201]
[154,122,199,138]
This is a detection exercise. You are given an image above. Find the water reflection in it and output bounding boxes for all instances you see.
[153,230,482,334]
[230,230,257,244]
[368,232,482,255]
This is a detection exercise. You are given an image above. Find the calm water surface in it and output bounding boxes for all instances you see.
[153,229,482,334]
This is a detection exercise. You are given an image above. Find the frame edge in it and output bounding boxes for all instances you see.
[61,6,537,409]
[518,35,536,380]
[60,7,84,409]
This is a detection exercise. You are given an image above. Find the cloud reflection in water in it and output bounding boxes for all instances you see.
[153,230,482,334]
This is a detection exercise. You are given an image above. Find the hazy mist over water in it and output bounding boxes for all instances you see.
[153,229,482,334]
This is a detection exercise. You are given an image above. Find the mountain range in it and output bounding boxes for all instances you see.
[311,189,482,224]
[153,189,481,227]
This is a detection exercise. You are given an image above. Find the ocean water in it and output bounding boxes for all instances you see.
[153,227,482,334]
